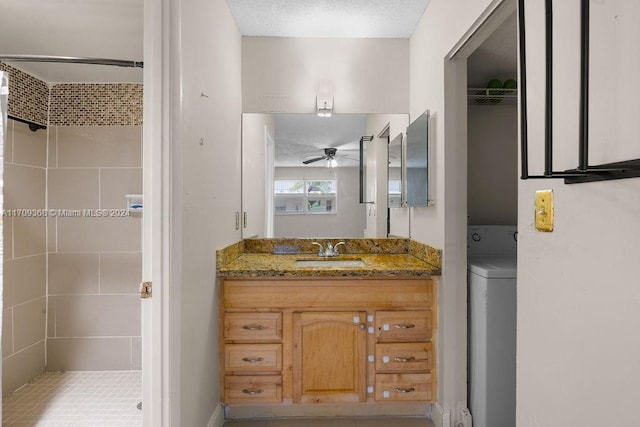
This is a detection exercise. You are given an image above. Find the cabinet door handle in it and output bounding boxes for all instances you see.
[393,387,416,394]
[242,325,265,331]
[393,356,416,363]
[393,323,416,329]
[242,388,264,396]
[241,357,264,364]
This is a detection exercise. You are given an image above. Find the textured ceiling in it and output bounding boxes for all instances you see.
[467,13,518,88]
[227,0,431,38]
[274,114,367,167]
[0,0,430,82]
[0,0,143,83]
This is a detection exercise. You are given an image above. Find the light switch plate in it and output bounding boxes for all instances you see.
[535,190,554,232]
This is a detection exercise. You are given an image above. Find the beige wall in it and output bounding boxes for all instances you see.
[172,0,243,424]
[242,37,409,114]
[467,104,517,225]
[46,125,142,371]
[409,0,499,424]
[517,1,640,425]
[3,119,47,395]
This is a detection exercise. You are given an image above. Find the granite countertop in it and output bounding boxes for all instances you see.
[216,238,442,278]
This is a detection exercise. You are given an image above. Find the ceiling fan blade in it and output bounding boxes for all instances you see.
[302,156,327,164]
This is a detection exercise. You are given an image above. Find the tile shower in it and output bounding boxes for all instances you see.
[1,63,143,409]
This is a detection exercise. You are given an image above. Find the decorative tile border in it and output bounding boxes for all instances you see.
[50,83,143,126]
[0,63,49,126]
[0,64,143,126]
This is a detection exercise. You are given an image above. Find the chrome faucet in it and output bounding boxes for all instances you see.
[311,241,325,256]
[311,241,346,257]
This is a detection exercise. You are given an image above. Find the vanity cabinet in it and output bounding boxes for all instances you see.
[293,311,367,403]
[219,277,437,412]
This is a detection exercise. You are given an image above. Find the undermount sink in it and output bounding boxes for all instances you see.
[295,258,366,267]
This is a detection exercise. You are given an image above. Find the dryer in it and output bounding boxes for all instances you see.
[467,225,517,427]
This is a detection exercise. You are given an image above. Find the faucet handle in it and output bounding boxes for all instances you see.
[311,241,324,256]
[333,241,346,255]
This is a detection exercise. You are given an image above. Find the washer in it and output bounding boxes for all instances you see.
[467,226,517,427]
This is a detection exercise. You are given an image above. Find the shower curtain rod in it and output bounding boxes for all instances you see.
[0,55,143,68]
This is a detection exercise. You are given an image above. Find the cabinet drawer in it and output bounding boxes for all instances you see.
[375,342,433,372]
[374,373,432,402]
[375,311,432,342]
[224,312,282,341]
[224,375,282,404]
[225,344,282,373]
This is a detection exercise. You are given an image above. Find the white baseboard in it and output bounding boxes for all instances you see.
[433,402,451,427]
[207,404,224,427]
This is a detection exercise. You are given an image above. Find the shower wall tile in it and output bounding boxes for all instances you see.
[3,164,46,209]
[48,253,100,295]
[48,168,100,209]
[3,255,46,307]
[100,168,143,209]
[13,121,47,168]
[13,297,46,352]
[47,298,56,338]
[13,217,46,257]
[48,127,57,167]
[0,63,49,126]
[3,110,47,394]
[5,119,13,163]
[47,217,57,252]
[3,309,13,358]
[56,126,142,167]
[49,84,143,127]
[4,216,12,260]
[54,295,140,337]
[46,338,131,371]
[2,341,45,396]
[99,252,142,294]
[131,337,142,370]
[56,217,142,252]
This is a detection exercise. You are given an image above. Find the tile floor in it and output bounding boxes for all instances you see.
[2,371,142,426]
[2,371,433,427]
[224,418,435,427]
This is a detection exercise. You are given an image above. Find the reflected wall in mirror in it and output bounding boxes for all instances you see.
[388,132,403,208]
[241,113,408,239]
[406,110,430,207]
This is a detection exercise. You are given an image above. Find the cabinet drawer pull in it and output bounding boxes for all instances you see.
[393,356,416,363]
[242,325,265,331]
[241,357,264,363]
[393,323,416,329]
[393,387,416,394]
[241,388,264,396]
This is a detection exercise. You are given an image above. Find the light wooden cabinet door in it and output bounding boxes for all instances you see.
[293,311,367,404]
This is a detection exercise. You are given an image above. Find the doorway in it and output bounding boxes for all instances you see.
[0,65,144,426]
[465,10,519,427]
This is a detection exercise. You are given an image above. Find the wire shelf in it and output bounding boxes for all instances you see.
[467,88,517,105]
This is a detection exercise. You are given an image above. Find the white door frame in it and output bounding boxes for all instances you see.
[437,0,516,424]
[142,0,178,424]
[265,126,274,238]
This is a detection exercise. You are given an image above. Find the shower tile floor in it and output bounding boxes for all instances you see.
[224,418,435,427]
[2,371,142,426]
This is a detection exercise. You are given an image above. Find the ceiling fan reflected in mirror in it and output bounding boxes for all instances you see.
[303,147,338,167]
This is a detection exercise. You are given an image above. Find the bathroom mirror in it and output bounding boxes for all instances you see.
[241,113,408,239]
[388,132,403,208]
[405,110,430,207]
